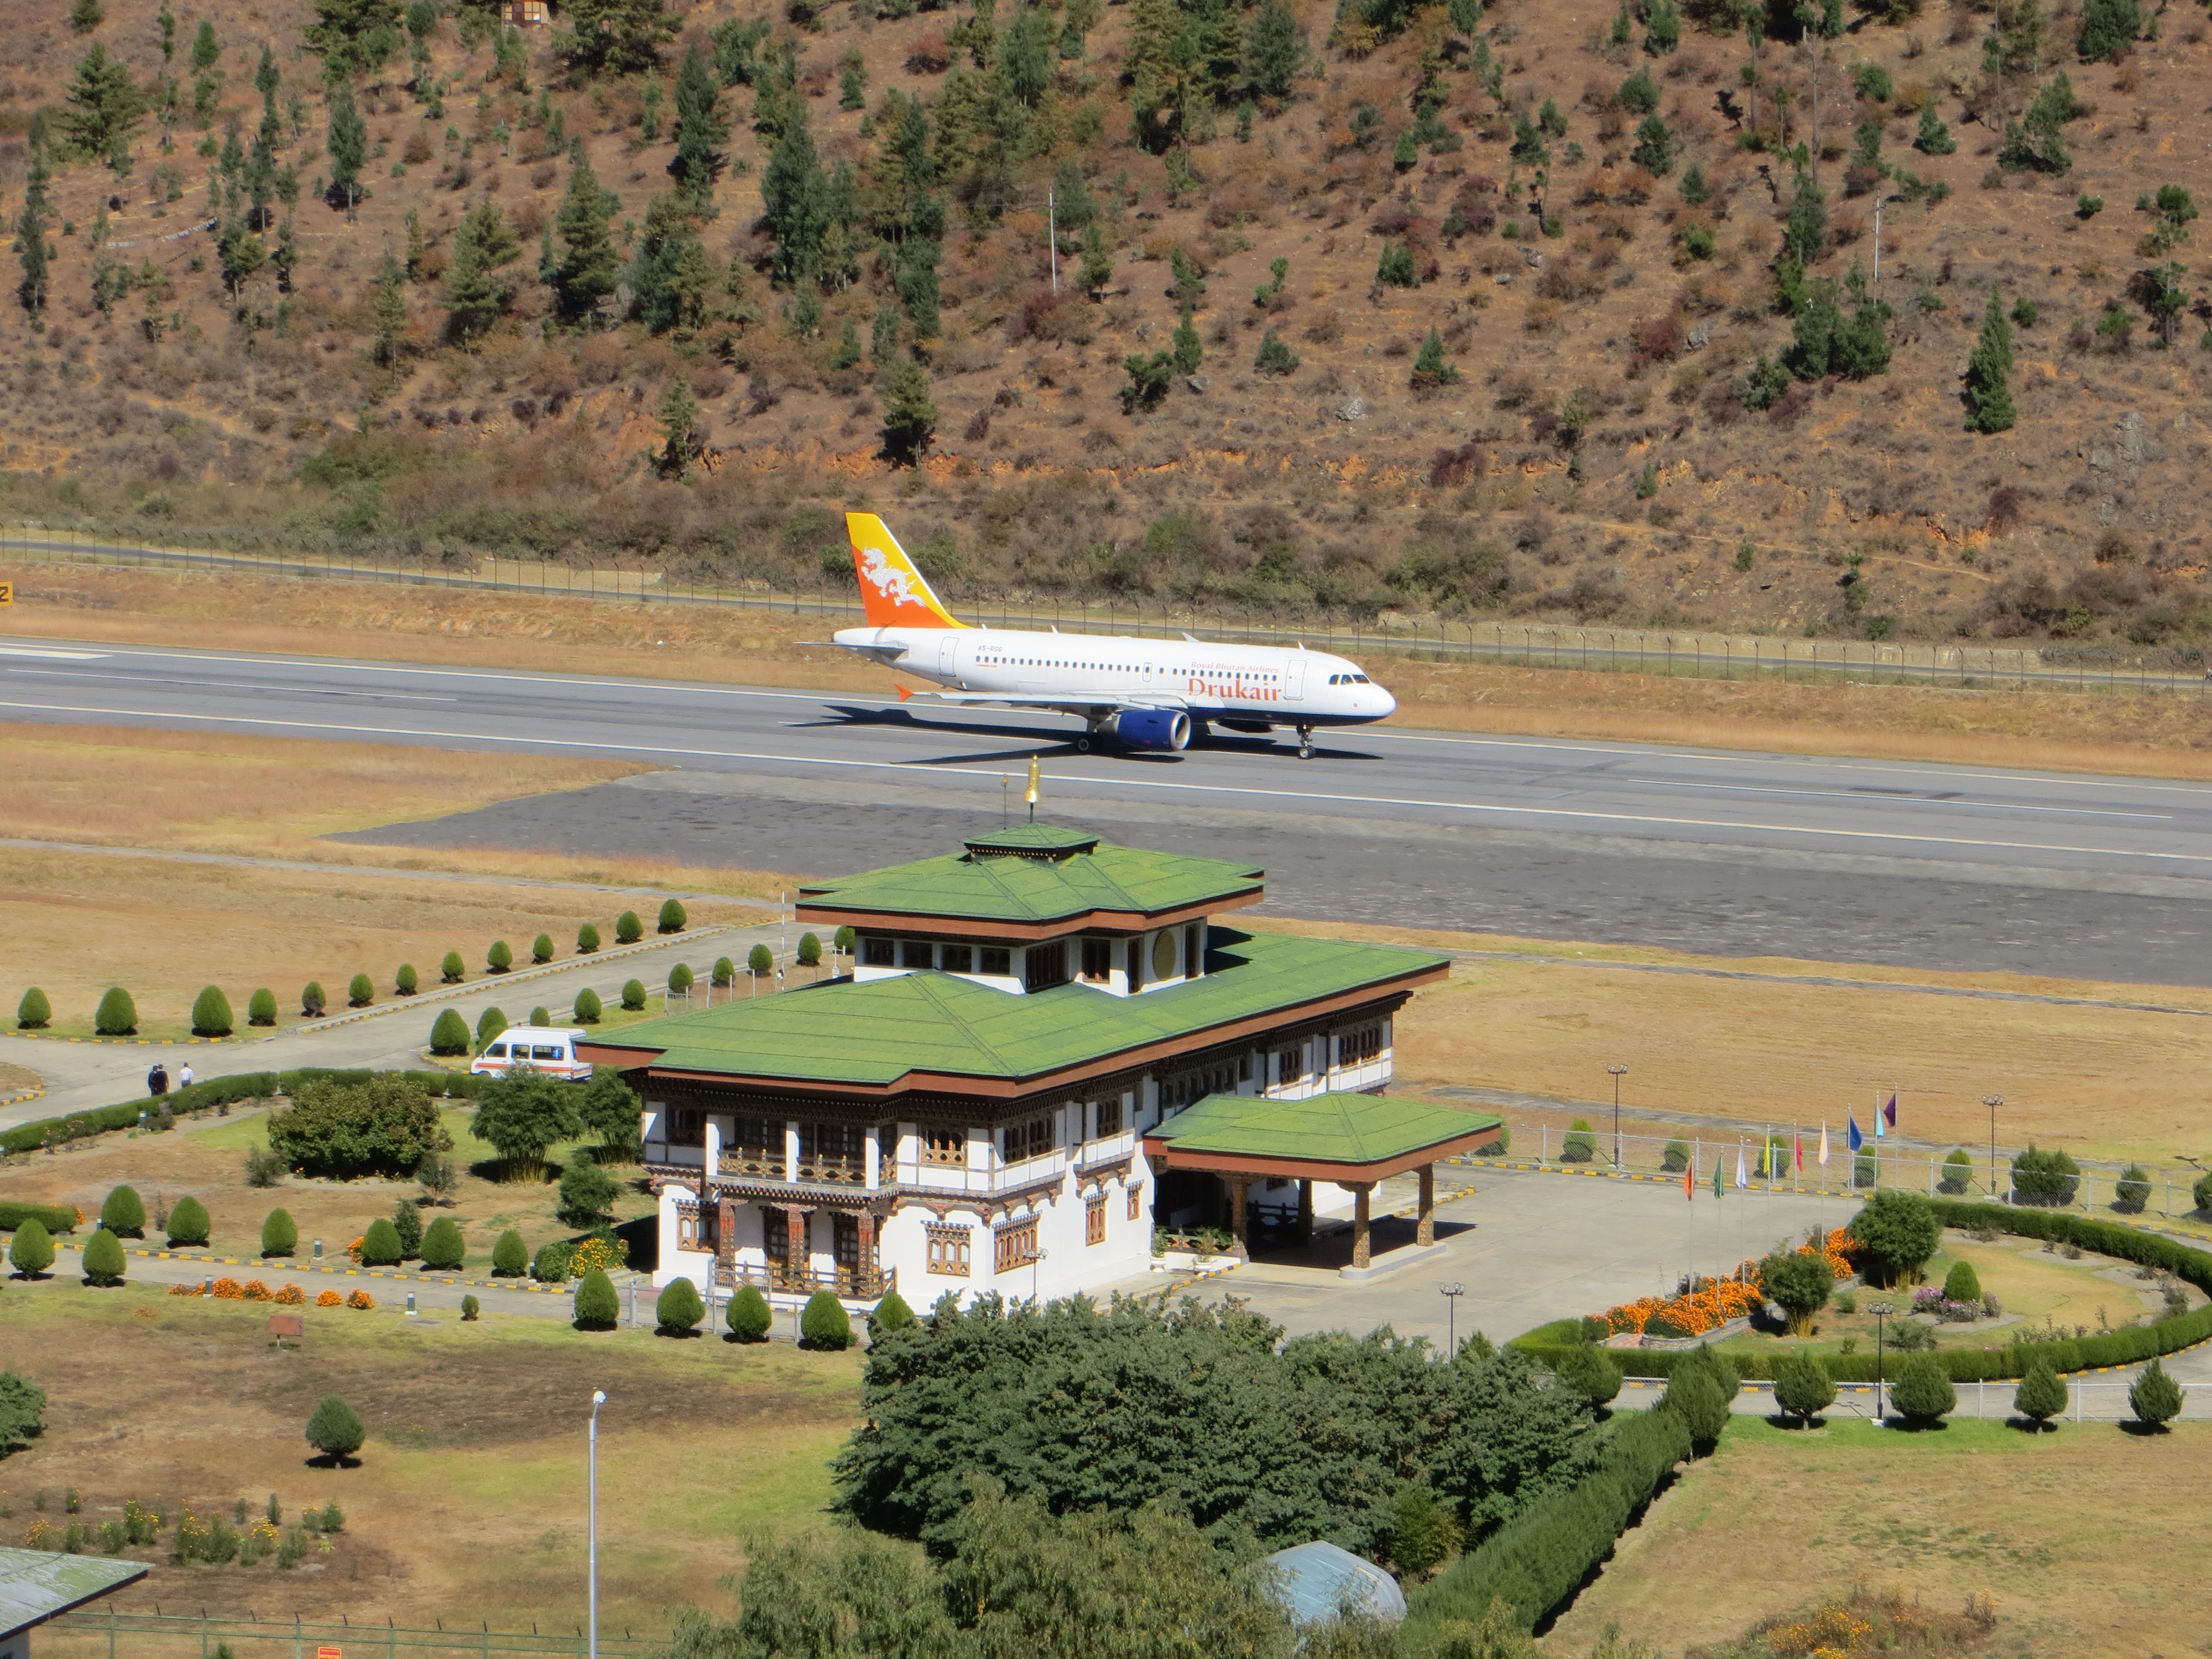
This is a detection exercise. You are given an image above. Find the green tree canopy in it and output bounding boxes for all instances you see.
[444,197,520,340]
[59,43,148,168]
[267,1076,453,1178]
[669,41,727,205]
[556,0,678,76]
[305,0,403,79]
[1846,1191,1940,1286]
[1760,1246,1834,1336]
[306,1395,366,1459]
[471,1070,581,1180]
[575,1071,642,1159]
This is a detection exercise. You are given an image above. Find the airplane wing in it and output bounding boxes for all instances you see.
[895,686,1190,719]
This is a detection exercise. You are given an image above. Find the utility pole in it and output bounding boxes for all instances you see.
[1048,188,1058,296]
[587,1390,607,1659]
[1872,197,1882,286]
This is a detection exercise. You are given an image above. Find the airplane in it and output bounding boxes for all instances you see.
[828,513,1396,757]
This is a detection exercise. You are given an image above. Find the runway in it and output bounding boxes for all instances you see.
[6,635,2212,983]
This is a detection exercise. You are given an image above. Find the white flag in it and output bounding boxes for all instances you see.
[1818,1122,1830,1166]
[1735,1145,1749,1188]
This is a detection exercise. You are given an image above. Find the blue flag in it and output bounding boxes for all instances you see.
[1848,1115,1864,1152]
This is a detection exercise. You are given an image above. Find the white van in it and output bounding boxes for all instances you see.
[471,1027,594,1082]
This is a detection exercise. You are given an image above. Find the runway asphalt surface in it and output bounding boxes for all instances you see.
[7,635,2212,983]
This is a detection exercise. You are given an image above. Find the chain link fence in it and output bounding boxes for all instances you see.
[7,526,2206,693]
[38,1612,664,1659]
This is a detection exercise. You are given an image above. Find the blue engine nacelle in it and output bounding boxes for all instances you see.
[1110,707,1192,751]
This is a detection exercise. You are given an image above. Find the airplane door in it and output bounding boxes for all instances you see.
[1285,655,1306,702]
[937,635,958,681]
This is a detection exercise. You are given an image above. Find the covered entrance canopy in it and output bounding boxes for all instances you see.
[1141,1092,1501,1270]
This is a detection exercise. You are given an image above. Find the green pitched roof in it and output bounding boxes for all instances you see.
[592,928,1446,1088]
[1150,1092,1501,1165]
[796,824,1262,925]
[0,1547,148,1637]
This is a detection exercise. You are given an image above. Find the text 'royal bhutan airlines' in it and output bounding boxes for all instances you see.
[826,513,1394,757]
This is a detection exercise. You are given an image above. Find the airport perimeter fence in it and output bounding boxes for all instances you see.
[36,1611,664,1659]
[7,526,2208,695]
[1461,1121,2212,1225]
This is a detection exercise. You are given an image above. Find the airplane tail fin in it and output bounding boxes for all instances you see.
[847,513,967,629]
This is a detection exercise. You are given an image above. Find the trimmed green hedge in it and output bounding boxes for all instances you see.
[1407,1406,1694,1635]
[0,1201,80,1235]
[0,1069,487,1155]
[1510,1201,2212,1384]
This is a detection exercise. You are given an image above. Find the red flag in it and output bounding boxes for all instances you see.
[1794,1134,1804,1172]
[1684,1152,1694,1200]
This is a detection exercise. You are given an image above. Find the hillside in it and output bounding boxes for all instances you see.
[1,0,2208,654]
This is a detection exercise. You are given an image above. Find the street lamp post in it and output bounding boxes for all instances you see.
[1439,1282,1466,1356]
[1983,1095,2004,1203]
[1031,1246,1048,1306]
[1607,1065,1629,1168]
[1869,1304,1891,1425]
[588,1390,607,1659]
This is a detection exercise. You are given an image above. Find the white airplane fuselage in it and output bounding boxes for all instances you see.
[832,624,1396,731]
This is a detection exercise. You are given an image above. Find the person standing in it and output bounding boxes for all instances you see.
[147,1062,169,1097]
[177,1061,194,1092]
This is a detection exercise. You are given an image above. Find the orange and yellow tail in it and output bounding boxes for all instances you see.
[847,513,966,629]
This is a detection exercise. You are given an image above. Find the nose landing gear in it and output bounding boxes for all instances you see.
[1296,724,1314,759]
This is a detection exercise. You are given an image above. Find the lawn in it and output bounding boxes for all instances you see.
[0,1280,864,1636]
[1541,1413,2210,1658]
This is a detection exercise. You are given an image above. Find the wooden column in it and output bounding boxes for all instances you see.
[857,1208,877,1291]
[1297,1178,1314,1245]
[717,1195,737,1267]
[1350,1183,1373,1270]
[1417,1164,1435,1248]
[787,1206,810,1289]
[1227,1176,1249,1255]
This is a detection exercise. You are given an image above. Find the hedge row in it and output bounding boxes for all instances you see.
[1406,1406,1694,1635]
[0,1068,487,1156]
[0,1201,80,1235]
[1509,1201,2212,1384]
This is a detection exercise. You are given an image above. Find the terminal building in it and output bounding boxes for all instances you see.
[582,824,1484,1308]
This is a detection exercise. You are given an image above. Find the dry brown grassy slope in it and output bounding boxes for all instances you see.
[2,0,2209,654]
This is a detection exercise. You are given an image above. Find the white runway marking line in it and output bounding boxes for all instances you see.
[1618,776,2175,821]
[4,696,2210,867]
[0,646,109,660]
[15,637,2212,801]
[5,667,458,701]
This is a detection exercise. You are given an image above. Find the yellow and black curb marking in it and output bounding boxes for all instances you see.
[102,1244,575,1295]
[0,1086,44,1108]
[4,1032,238,1046]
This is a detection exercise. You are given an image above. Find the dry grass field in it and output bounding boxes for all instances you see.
[1542,1415,2212,1659]
[0,1279,862,1636]
[13,566,2212,779]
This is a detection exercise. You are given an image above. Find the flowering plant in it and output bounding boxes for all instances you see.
[211,1277,244,1300]
[346,1288,375,1310]
[273,1284,306,1306]
[315,1289,344,1308]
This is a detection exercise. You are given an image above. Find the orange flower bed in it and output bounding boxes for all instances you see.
[346,1288,375,1310]
[167,1281,201,1297]
[346,1235,366,1263]
[1596,1230,1859,1335]
[1816,1226,1855,1280]
[315,1289,344,1308]
[242,1279,273,1301]
[210,1276,244,1300]
[272,1284,306,1306]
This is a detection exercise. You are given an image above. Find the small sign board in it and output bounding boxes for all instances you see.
[270,1312,306,1338]
[0,581,13,606]
[317,1645,342,1658]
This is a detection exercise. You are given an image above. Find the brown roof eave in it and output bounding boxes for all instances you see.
[794,888,1262,942]
[1138,1125,1496,1185]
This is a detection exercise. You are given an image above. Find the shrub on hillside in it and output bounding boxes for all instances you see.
[557,1154,621,1226]
[395,963,419,997]
[656,1277,705,1334]
[578,923,601,954]
[301,982,327,1018]
[345,974,374,1008]
[2010,1144,2081,1206]
[575,987,603,1024]
[15,987,50,1029]
[801,1289,852,1350]
[441,951,466,984]
[95,988,138,1036]
[488,940,514,974]
[389,1198,422,1259]
[658,899,687,933]
[1887,1354,1957,1425]
[267,1076,453,1178]
[248,988,278,1027]
[1553,1342,1622,1408]
[2115,1164,2152,1213]
[0,1370,48,1455]
[9,1219,54,1277]
[1942,1260,1982,1303]
[1658,1344,1737,1452]
[573,1267,619,1329]
[727,1282,772,1341]
[261,1208,298,1256]
[165,1195,211,1247]
[420,1217,465,1270]
[492,1228,529,1276]
[101,1186,145,1238]
[615,910,644,944]
[2013,1356,2067,1426]
[244,1146,286,1187]
[429,1009,471,1056]
[306,1396,366,1461]
[620,979,647,1011]
[1559,1118,1595,1163]
[1938,1147,1974,1194]
[82,1227,126,1286]
[359,1218,403,1266]
[1848,1191,1940,1286]
[532,933,555,963]
[1772,1352,1835,1426]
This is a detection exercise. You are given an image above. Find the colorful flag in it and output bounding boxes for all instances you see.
[1848,1115,1864,1153]
[1818,1123,1830,1166]
[1884,1092,1899,1132]
[1795,1133,1804,1172]
[1684,1154,1694,1201]
[1872,1094,1885,1138]
[1735,1146,1749,1189]
[1712,1154,1725,1201]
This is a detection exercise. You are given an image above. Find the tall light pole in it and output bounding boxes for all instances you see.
[1868,1303,1891,1425]
[1983,1095,2004,1204]
[1608,1065,1629,1168]
[1440,1281,1466,1356]
[588,1390,607,1659]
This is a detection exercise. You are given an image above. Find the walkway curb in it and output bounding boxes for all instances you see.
[98,1243,613,1296]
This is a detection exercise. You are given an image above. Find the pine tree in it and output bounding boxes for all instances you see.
[548,156,619,321]
[305,0,404,80]
[191,19,220,73]
[14,139,52,318]
[657,374,703,477]
[1781,169,1826,264]
[443,197,519,339]
[760,107,831,285]
[879,357,937,462]
[1964,290,2017,432]
[1410,325,1461,388]
[60,43,147,169]
[158,0,176,62]
[2130,1357,2183,1427]
[1240,0,1302,97]
[669,42,727,207]
[556,0,679,76]
[369,251,407,363]
[305,1396,366,1459]
[1170,306,1202,374]
[1772,1352,1835,1426]
[1914,101,1957,154]
[325,77,368,216]
[2013,1356,2065,1425]
[628,192,712,333]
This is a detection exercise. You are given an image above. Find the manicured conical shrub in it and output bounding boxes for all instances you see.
[620,979,646,1011]
[712,957,734,987]
[1942,1260,1982,1304]
[657,899,686,933]
[1888,1354,1957,1426]
[429,1009,470,1056]
[531,933,554,964]
[165,1195,211,1247]
[94,987,138,1036]
[420,1217,465,1270]
[395,963,419,996]
[2131,1357,2183,1427]
[359,1218,403,1266]
[301,982,326,1017]
[81,1227,126,1286]
[615,910,643,944]
[440,951,465,984]
[1560,1117,1595,1162]
[1659,1345,1737,1452]
[389,1199,422,1259]
[529,1007,550,1026]
[796,933,822,967]
[476,1007,507,1049]
[574,988,602,1024]
[461,1294,480,1321]
[305,1395,366,1460]
[261,1208,297,1256]
[10,1218,54,1277]
[656,1277,705,1334]
[573,1267,619,1330]
[870,1288,916,1333]
[726,1282,771,1342]
[15,987,50,1029]
[748,943,773,977]
[347,973,374,1008]
[577,923,601,954]
[800,1289,851,1350]
[100,1185,145,1238]
[247,988,278,1027]
[2014,1357,2067,1426]
[190,985,233,1037]
[669,963,693,994]
[1555,1342,1622,1408]
[1773,1352,1835,1427]
[491,1228,528,1276]
[487,940,513,974]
